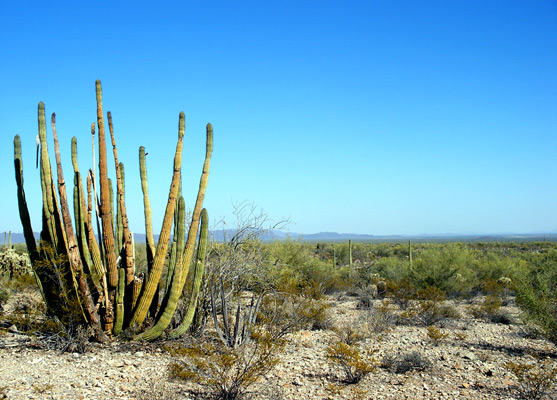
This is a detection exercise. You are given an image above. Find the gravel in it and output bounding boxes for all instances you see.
[1,297,555,400]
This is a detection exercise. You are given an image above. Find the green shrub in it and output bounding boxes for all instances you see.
[514,250,557,343]
[409,244,477,295]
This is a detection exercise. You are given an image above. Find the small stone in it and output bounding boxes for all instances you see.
[463,352,477,361]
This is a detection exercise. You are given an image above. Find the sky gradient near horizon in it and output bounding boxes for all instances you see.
[1,1,556,236]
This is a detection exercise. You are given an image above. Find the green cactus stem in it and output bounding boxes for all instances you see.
[129,112,186,329]
[139,122,212,339]
[14,135,46,305]
[165,188,183,296]
[136,196,186,341]
[131,276,143,311]
[139,146,158,317]
[108,111,135,288]
[169,208,209,338]
[113,267,126,335]
[71,137,101,295]
[177,123,213,291]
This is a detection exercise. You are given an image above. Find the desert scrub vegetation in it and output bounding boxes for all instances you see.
[505,357,557,400]
[381,350,433,374]
[167,327,286,400]
[325,341,377,384]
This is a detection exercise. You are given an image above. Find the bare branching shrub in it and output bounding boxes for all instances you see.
[505,358,556,400]
[326,341,377,384]
[381,351,433,374]
[257,292,332,335]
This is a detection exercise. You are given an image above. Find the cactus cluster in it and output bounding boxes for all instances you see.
[13,80,213,342]
[0,248,32,278]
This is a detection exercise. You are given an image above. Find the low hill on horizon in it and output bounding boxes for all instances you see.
[3,230,556,245]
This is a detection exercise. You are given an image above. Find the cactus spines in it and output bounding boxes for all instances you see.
[129,111,186,328]
[169,208,209,338]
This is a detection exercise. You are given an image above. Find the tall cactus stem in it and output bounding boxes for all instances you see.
[349,239,353,269]
[14,135,46,306]
[107,111,135,293]
[137,196,186,341]
[113,267,125,335]
[95,80,118,290]
[178,123,213,290]
[139,146,158,317]
[129,112,185,328]
[51,112,108,342]
[169,208,209,338]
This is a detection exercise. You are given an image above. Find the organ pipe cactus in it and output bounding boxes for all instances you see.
[13,80,213,342]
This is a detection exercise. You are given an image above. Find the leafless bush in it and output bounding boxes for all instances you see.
[381,351,433,374]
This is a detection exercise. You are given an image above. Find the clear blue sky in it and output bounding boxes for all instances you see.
[1,1,556,236]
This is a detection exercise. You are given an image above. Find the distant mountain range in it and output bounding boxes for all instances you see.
[4,230,557,245]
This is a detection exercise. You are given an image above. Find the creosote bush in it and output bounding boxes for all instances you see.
[325,341,377,384]
[168,328,285,400]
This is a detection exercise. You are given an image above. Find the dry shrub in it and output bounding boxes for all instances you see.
[505,358,556,400]
[168,328,285,400]
[468,295,515,324]
[426,325,449,345]
[398,286,460,326]
[325,341,377,384]
[381,351,433,374]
